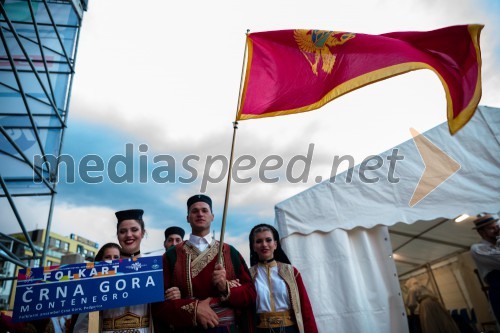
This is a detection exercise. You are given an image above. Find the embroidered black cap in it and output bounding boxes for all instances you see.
[115,209,144,222]
[187,194,212,212]
[164,226,185,240]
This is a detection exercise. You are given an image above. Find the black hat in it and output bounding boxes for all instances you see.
[115,209,144,222]
[187,194,212,212]
[164,226,185,240]
[472,213,499,230]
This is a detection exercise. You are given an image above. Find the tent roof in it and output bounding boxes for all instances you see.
[389,216,486,277]
[275,105,500,277]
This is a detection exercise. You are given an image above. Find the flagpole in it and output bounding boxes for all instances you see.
[217,29,250,264]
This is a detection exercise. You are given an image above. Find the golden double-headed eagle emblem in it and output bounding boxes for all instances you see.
[294,29,355,76]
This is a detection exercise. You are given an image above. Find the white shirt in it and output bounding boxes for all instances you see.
[255,262,291,313]
[188,233,213,252]
[470,240,500,281]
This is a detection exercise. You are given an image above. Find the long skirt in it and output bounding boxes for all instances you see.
[419,296,460,333]
[256,326,299,333]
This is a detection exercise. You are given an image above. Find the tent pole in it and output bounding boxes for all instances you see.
[426,263,445,305]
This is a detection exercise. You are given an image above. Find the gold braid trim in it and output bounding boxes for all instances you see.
[181,301,196,314]
[249,265,257,280]
[180,300,198,327]
[193,299,199,326]
[181,302,196,313]
[184,240,219,278]
[278,263,305,333]
[185,252,193,298]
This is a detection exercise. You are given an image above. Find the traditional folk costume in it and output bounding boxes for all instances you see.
[248,224,317,333]
[152,234,256,333]
[250,261,318,333]
[100,304,152,333]
[73,209,154,333]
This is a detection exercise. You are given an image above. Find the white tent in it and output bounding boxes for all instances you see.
[275,106,500,333]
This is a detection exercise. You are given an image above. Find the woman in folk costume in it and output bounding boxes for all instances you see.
[405,277,460,333]
[249,224,318,333]
[72,210,155,333]
[94,209,153,332]
[71,243,122,332]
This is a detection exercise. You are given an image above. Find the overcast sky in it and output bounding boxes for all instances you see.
[2,0,499,261]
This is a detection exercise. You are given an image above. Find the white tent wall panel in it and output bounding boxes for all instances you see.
[281,226,408,333]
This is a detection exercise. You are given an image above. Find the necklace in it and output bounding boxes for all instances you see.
[120,250,141,258]
[258,258,275,264]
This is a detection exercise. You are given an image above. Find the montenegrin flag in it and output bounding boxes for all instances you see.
[236,25,483,134]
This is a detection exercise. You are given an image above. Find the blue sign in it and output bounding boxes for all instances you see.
[13,256,164,322]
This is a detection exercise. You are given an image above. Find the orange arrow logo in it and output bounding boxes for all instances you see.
[409,128,461,207]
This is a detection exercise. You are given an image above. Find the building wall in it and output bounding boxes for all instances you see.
[0,261,16,310]
[2,229,100,310]
[9,229,99,266]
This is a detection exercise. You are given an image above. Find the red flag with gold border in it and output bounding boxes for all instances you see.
[237,25,482,134]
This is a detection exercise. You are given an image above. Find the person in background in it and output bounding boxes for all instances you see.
[152,194,256,332]
[162,225,186,332]
[70,243,122,332]
[164,226,185,251]
[95,242,121,261]
[405,277,460,333]
[248,224,318,333]
[470,213,500,324]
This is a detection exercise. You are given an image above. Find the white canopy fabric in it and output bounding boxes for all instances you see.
[275,106,500,333]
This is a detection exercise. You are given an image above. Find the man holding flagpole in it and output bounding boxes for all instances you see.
[152,194,255,332]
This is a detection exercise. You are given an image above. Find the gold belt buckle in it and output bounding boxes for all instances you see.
[268,317,284,325]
